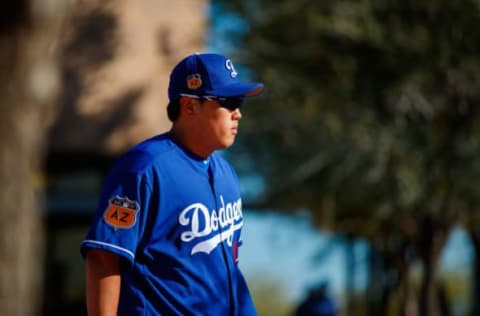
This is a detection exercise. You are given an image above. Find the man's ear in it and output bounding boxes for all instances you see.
[179,97,198,116]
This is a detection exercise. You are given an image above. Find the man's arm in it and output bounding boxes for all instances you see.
[86,249,121,316]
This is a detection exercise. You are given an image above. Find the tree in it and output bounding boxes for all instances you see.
[0,1,70,315]
[214,1,480,315]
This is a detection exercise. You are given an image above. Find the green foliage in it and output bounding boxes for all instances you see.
[218,0,480,233]
[441,272,472,316]
[245,272,295,316]
[214,1,480,314]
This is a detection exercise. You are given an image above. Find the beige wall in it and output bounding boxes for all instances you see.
[50,0,209,154]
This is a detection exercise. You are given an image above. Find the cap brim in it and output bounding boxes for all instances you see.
[206,82,264,97]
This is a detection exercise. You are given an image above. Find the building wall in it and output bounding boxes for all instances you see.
[49,0,209,154]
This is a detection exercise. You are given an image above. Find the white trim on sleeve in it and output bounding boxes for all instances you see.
[82,240,135,260]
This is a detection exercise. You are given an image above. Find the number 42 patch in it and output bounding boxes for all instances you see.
[103,196,139,229]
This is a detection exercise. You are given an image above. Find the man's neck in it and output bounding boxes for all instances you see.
[169,125,212,159]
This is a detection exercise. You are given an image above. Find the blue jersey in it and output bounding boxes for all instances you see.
[81,133,257,316]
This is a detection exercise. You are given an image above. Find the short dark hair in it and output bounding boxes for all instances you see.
[167,99,180,121]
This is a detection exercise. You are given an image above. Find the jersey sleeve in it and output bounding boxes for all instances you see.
[80,168,154,266]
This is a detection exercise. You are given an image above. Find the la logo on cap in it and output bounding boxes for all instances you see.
[186,74,202,90]
[225,59,238,78]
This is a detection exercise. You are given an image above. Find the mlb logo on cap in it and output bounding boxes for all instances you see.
[168,53,264,100]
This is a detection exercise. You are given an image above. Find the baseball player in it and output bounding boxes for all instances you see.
[81,53,264,315]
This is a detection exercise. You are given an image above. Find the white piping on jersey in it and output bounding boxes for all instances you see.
[82,240,135,260]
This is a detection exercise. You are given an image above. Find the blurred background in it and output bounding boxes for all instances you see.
[1,0,480,315]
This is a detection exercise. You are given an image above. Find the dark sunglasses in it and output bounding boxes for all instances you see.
[202,96,244,110]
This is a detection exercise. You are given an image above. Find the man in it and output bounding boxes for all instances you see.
[81,53,264,315]
[294,282,338,316]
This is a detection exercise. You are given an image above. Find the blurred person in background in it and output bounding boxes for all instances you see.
[80,53,264,315]
[294,282,338,316]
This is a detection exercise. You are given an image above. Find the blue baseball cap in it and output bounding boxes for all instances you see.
[168,53,264,101]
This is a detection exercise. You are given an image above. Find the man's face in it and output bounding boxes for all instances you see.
[195,97,242,152]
